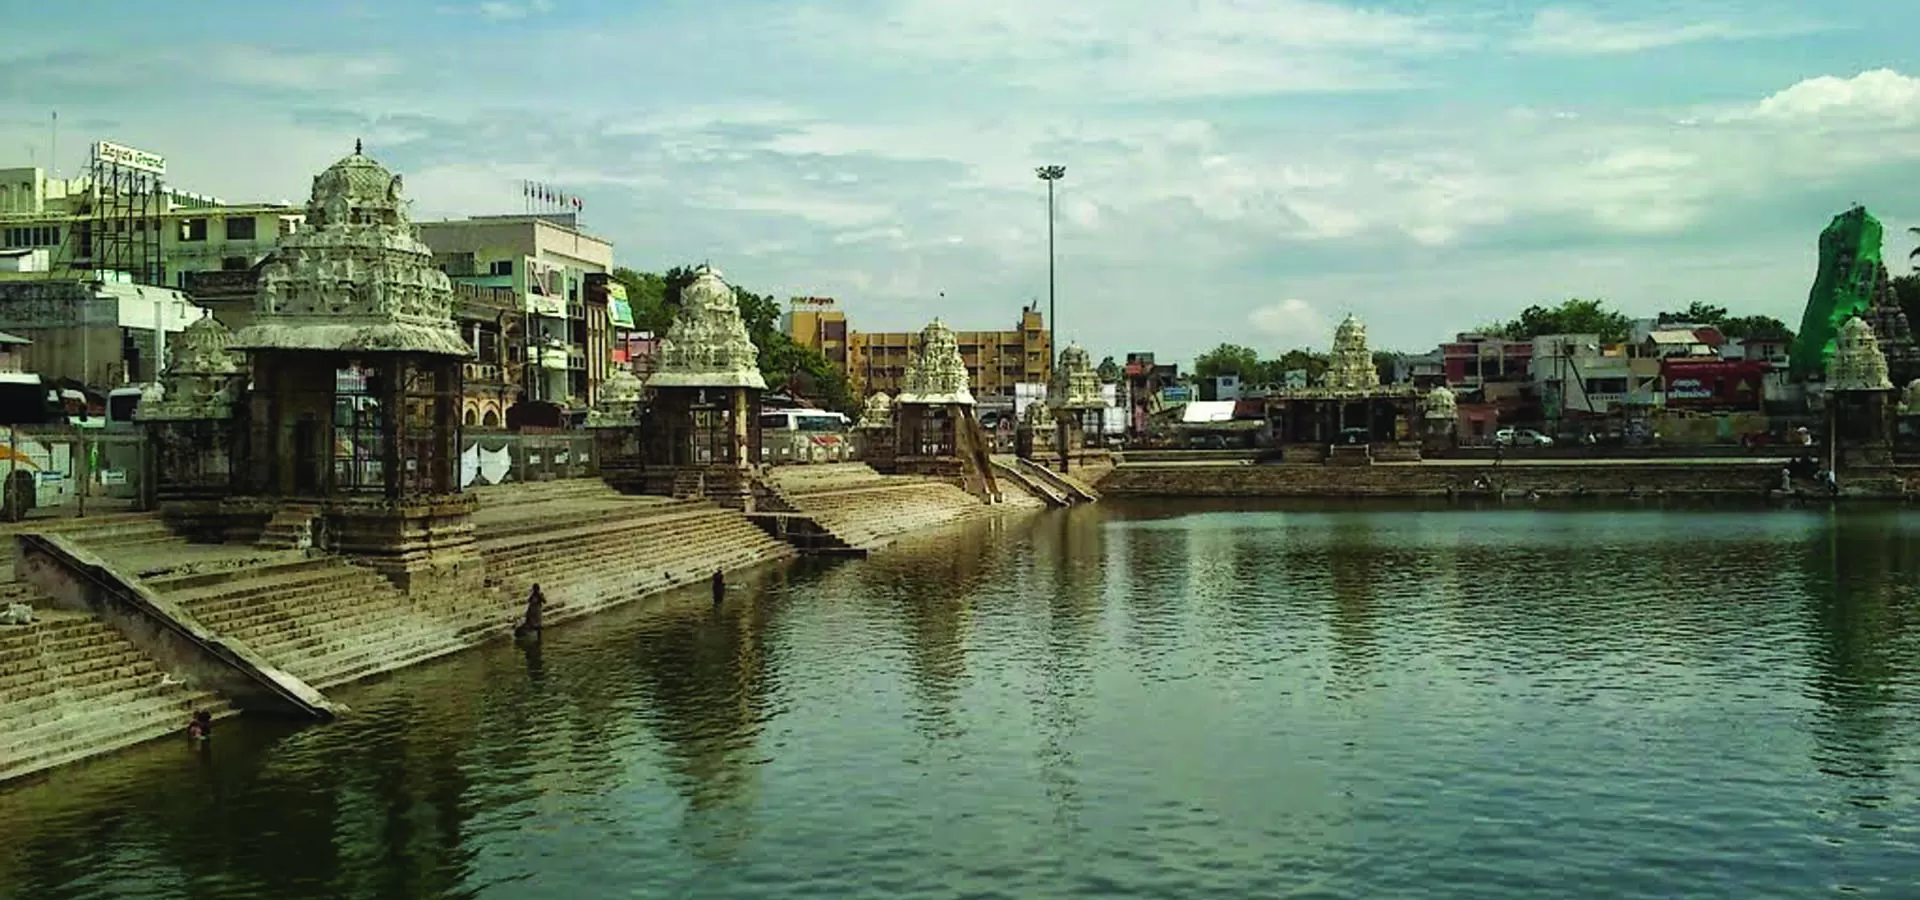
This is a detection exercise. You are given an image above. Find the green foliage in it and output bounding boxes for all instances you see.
[613,264,853,413]
[1263,349,1330,385]
[1372,350,1405,384]
[1485,298,1631,343]
[1657,301,1793,342]
[1192,343,1261,380]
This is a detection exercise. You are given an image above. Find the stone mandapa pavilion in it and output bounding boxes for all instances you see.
[635,264,766,508]
[894,319,1000,501]
[1826,316,1896,467]
[138,314,247,527]
[1264,314,1423,464]
[217,144,479,593]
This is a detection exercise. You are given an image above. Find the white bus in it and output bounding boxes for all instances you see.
[758,409,853,464]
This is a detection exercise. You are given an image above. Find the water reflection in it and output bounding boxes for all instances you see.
[1799,509,1917,798]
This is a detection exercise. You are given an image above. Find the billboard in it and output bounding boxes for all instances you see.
[606,281,634,329]
[524,257,565,317]
[96,141,165,175]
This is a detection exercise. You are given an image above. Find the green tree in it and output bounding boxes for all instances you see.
[1372,350,1405,384]
[1893,273,1920,330]
[1269,348,1330,385]
[610,267,676,333]
[1486,298,1631,343]
[1657,302,1729,326]
[1192,343,1261,380]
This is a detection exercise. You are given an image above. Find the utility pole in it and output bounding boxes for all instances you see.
[1035,165,1065,370]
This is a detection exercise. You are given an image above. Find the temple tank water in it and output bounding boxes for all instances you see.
[1,500,1916,898]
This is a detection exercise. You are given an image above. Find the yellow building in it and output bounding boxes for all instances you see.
[786,302,1050,401]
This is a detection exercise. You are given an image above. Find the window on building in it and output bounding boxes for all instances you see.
[222,256,250,271]
[181,218,208,242]
[488,259,514,276]
[224,216,256,241]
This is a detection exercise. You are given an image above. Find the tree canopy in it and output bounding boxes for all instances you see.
[1484,298,1631,343]
[609,264,854,412]
[1657,300,1794,342]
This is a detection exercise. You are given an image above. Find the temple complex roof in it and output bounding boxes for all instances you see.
[897,319,974,406]
[1047,342,1104,410]
[1828,316,1893,391]
[230,146,471,356]
[647,264,767,390]
[137,315,244,421]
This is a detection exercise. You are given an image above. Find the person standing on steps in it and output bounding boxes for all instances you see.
[187,710,212,744]
[515,584,544,643]
[712,570,726,607]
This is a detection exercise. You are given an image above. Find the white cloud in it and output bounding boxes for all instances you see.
[1514,7,1820,55]
[440,1,554,20]
[1249,299,1333,348]
[1744,68,1920,124]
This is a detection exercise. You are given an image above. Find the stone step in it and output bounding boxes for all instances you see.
[475,505,734,554]
[147,555,344,595]
[479,520,762,578]
[483,521,784,586]
[0,688,230,784]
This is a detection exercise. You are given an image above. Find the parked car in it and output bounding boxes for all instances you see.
[1494,428,1554,447]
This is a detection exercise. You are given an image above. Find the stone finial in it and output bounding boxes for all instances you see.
[897,318,974,406]
[585,364,643,428]
[1047,342,1104,410]
[231,149,469,357]
[1829,316,1893,391]
[1325,314,1379,393]
[137,315,246,421]
[856,391,894,430]
[1423,385,1456,420]
[647,264,767,390]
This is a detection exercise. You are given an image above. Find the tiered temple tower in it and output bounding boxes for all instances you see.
[636,264,766,507]
[1045,342,1105,473]
[1326,315,1380,392]
[226,144,477,592]
[894,319,998,500]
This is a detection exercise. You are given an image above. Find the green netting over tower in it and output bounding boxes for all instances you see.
[1791,205,1884,381]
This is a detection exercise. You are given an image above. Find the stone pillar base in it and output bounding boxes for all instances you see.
[322,494,484,597]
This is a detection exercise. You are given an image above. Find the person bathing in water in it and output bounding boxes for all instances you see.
[186,710,212,744]
[712,569,726,607]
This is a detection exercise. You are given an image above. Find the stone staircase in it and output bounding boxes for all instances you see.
[1015,457,1102,503]
[0,601,232,784]
[142,557,508,691]
[255,504,322,551]
[476,500,796,623]
[989,457,1069,507]
[763,465,1004,552]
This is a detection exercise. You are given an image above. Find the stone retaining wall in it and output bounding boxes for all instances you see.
[1099,462,1795,497]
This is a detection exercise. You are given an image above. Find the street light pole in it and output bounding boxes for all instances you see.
[1035,165,1065,369]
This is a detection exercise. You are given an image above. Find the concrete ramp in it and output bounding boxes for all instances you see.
[14,533,337,722]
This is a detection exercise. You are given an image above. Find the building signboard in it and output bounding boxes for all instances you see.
[790,296,837,308]
[606,281,634,329]
[1667,378,1713,401]
[1161,386,1193,403]
[96,141,166,175]
[524,257,565,317]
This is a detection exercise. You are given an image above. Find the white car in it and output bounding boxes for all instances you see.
[1494,428,1554,447]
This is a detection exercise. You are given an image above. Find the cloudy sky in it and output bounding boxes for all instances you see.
[3,0,1918,363]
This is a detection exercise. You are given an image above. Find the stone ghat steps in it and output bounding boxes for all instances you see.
[474,495,707,544]
[760,463,905,496]
[146,557,510,692]
[789,481,994,551]
[989,459,1068,507]
[471,478,634,511]
[0,612,232,785]
[480,506,795,623]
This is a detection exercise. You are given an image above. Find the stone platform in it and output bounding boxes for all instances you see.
[1095,457,1856,498]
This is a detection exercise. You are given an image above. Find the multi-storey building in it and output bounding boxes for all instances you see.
[415,214,613,413]
[0,160,301,288]
[836,305,1050,401]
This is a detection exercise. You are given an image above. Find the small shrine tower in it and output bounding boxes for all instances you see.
[138,315,247,537]
[636,264,766,507]
[1827,316,1895,467]
[1045,342,1105,473]
[853,391,896,469]
[895,319,998,500]
[586,362,645,492]
[227,144,477,592]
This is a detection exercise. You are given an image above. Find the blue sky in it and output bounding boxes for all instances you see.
[3,0,1919,364]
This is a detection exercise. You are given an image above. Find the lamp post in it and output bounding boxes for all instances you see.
[1035,165,1065,369]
